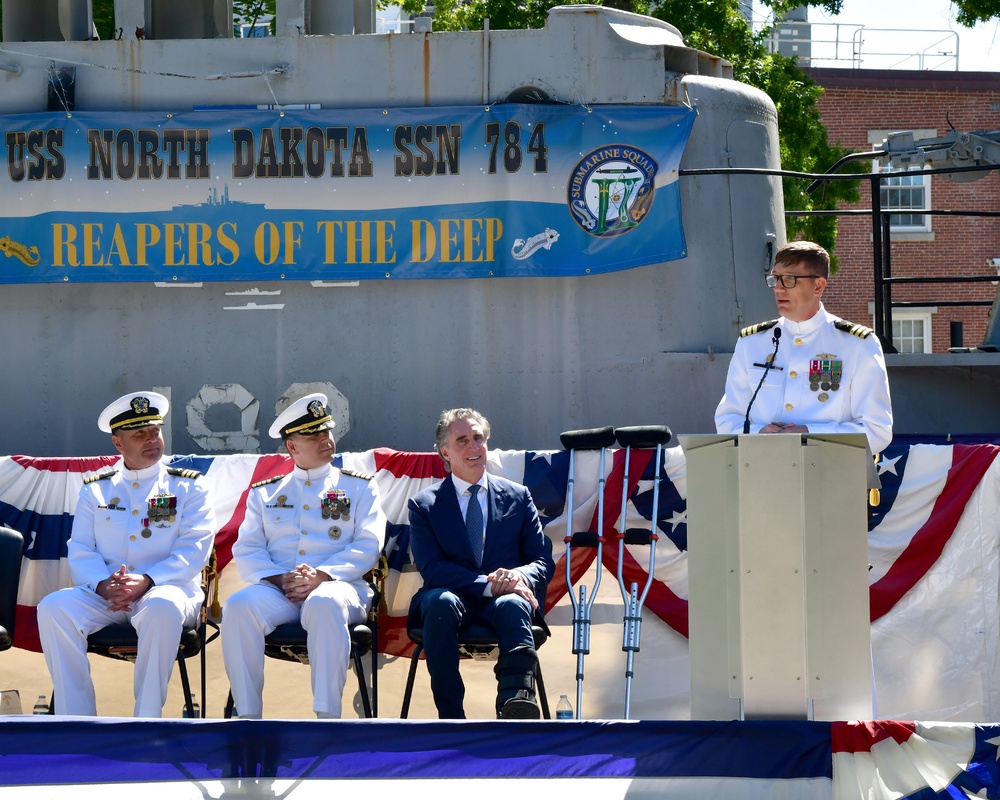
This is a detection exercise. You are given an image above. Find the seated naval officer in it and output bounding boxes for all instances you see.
[407,408,555,719]
[715,240,893,456]
[37,392,216,717]
[222,394,386,719]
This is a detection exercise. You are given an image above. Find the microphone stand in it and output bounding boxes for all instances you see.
[743,328,781,434]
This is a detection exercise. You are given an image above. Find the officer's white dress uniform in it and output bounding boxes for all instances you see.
[715,304,893,455]
[37,394,216,717]
[222,395,386,718]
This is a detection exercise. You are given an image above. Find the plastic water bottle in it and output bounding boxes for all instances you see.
[32,695,48,715]
[556,694,573,720]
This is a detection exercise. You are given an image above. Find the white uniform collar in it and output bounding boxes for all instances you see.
[780,303,832,337]
[120,458,164,482]
[292,463,335,482]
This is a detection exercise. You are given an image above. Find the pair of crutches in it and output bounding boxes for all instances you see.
[559,424,672,719]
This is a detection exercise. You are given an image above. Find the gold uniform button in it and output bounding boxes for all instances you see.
[789,371,797,378]
[133,482,140,489]
[298,549,306,556]
[302,530,308,536]
[128,565,135,572]
[305,481,312,487]
[795,338,803,346]
[785,403,794,410]
[303,504,310,511]
[129,535,136,542]
[132,509,139,516]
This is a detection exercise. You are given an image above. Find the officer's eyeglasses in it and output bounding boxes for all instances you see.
[766,274,819,289]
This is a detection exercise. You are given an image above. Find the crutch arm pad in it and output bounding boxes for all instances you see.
[560,426,616,450]
[615,425,673,449]
[622,528,657,546]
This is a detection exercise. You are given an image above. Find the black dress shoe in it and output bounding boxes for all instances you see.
[499,691,540,720]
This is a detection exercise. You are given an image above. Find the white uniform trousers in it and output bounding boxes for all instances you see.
[222,580,368,718]
[36,584,201,717]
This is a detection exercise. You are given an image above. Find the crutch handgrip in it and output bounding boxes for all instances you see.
[570,531,603,547]
[622,528,658,546]
[559,426,617,451]
[614,425,672,450]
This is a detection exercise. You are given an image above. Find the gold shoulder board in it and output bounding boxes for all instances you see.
[83,469,118,484]
[834,319,874,339]
[251,474,288,489]
[341,468,374,481]
[739,319,780,338]
[166,467,203,479]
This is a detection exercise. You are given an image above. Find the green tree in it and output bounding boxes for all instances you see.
[233,0,276,35]
[952,0,1000,25]
[651,0,863,257]
[393,0,582,30]
[93,0,114,40]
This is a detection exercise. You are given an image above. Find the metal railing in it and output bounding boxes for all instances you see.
[679,161,1000,353]
[376,17,416,34]
[769,22,960,71]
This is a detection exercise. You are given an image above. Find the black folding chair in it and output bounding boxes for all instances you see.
[0,526,25,653]
[223,577,382,719]
[399,539,554,719]
[50,550,221,717]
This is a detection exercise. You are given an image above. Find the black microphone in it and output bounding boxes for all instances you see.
[743,327,781,434]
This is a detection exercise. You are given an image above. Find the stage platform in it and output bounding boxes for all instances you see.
[5,442,1000,798]
[3,716,1000,799]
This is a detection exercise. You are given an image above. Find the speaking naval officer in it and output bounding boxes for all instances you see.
[715,240,893,456]
[37,391,216,717]
[222,393,386,719]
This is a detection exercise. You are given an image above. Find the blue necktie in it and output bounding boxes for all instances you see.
[466,484,484,566]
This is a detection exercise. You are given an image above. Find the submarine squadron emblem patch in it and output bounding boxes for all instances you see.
[568,145,658,237]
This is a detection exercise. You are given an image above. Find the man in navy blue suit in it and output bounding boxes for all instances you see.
[408,408,555,719]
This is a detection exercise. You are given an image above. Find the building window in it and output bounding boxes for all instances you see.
[892,315,929,353]
[870,129,936,236]
[239,17,273,37]
[880,171,926,228]
[870,305,934,353]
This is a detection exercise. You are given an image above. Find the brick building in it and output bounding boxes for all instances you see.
[803,68,1000,353]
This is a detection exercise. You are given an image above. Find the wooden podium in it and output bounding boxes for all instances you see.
[680,433,873,721]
